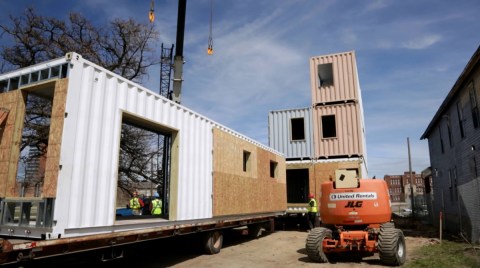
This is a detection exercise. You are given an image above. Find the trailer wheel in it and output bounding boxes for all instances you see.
[378,223,406,266]
[305,227,331,263]
[204,230,223,254]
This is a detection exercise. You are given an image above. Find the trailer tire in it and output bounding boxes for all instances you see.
[378,223,406,266]
[204,230,223,255]
[305,227,331,263]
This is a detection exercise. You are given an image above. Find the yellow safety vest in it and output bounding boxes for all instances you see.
[130,198,141,210]
[151,199,162,215]
[308,198,318,213]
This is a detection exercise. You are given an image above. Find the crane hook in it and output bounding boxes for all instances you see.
[149,0,155,23]
[207,0,214,55]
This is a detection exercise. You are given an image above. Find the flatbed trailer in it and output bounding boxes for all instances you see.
[0,213,277,265]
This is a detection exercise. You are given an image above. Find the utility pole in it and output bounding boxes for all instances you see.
[407,137,415,217]
[172,0,187,104]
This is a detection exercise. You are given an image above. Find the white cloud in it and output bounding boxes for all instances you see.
[401,34,442,49]
[364,0,393,12]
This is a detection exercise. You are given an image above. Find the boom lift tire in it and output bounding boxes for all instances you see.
[305,227,332,263]
[203,230,223,254]
[378,222,406,266]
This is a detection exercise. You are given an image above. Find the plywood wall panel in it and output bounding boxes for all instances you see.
[43,79,68,197]
[212,128,286,216]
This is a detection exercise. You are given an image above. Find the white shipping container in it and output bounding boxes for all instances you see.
[0,53,285,239]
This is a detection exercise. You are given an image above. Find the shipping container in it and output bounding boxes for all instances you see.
[268,108,314,160]
[0,52,286,264]
[312,103,365,159]
[310,51,361,104]
[269,51,368,223]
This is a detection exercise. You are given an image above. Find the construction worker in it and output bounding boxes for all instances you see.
[129,191,144,216]
[307,193,318,230]
[150,192,162,215]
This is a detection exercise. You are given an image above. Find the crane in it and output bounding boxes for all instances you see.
[207,0,214,55]
[150,0,213,103]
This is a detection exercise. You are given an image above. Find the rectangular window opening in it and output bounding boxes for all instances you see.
[317,63,333,88]
[457,102,465,139]
[468,82,479,128]
[290,117,305,141]
[270,161,278,178]
[438,126,444,154]
[321,115,336,138]
[446,114,453,148]
[243,150,251,172]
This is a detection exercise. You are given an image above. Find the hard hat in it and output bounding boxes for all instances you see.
[153,192,159,198]
[308,193,314,198]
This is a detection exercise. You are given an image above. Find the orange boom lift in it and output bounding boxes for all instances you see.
[305,171,406,266]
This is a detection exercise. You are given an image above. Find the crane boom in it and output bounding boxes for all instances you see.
[172,0,187,104]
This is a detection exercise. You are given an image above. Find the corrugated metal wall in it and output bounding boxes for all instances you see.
[312,103,364,158]
[310,51,359,104]
[268,108,313,159]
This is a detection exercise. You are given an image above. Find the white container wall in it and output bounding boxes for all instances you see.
[268,108,313,159]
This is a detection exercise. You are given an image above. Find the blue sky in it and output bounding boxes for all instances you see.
[1,0,479,178]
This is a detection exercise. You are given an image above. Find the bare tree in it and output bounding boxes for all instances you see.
[0,7,159,82]
[1,8,164,196]
[118,123,165,197]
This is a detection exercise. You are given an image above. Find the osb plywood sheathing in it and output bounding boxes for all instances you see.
[0,90,26,197]
[43,79,68,197]
[212,128,286,216]
[0,80,67,198]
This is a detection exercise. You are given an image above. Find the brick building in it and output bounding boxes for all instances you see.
[384,172,426,205]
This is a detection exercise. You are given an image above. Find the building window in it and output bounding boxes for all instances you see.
[270,161,278,178]
[468,82,479,128]
[438,126,444,154]
[243,150,251,172]
[290,118,305,141]
[457,102,465,139]
[321,115,336,138]
[317,63,333,87]
[446,114,453,148]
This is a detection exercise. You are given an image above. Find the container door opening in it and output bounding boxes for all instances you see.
[117,115,172,220]
[286,169,309,203]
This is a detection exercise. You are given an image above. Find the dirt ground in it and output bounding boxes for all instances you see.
[26,225,437,268]
[90,227,435,268]
[159,230,432,268]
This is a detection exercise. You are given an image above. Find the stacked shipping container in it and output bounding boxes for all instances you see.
[269,51,367,213]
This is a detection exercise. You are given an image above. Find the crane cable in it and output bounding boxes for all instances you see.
[149,0,155,23]
[207,0,214,55]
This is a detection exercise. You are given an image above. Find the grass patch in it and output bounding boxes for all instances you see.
[405,240,480,268]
